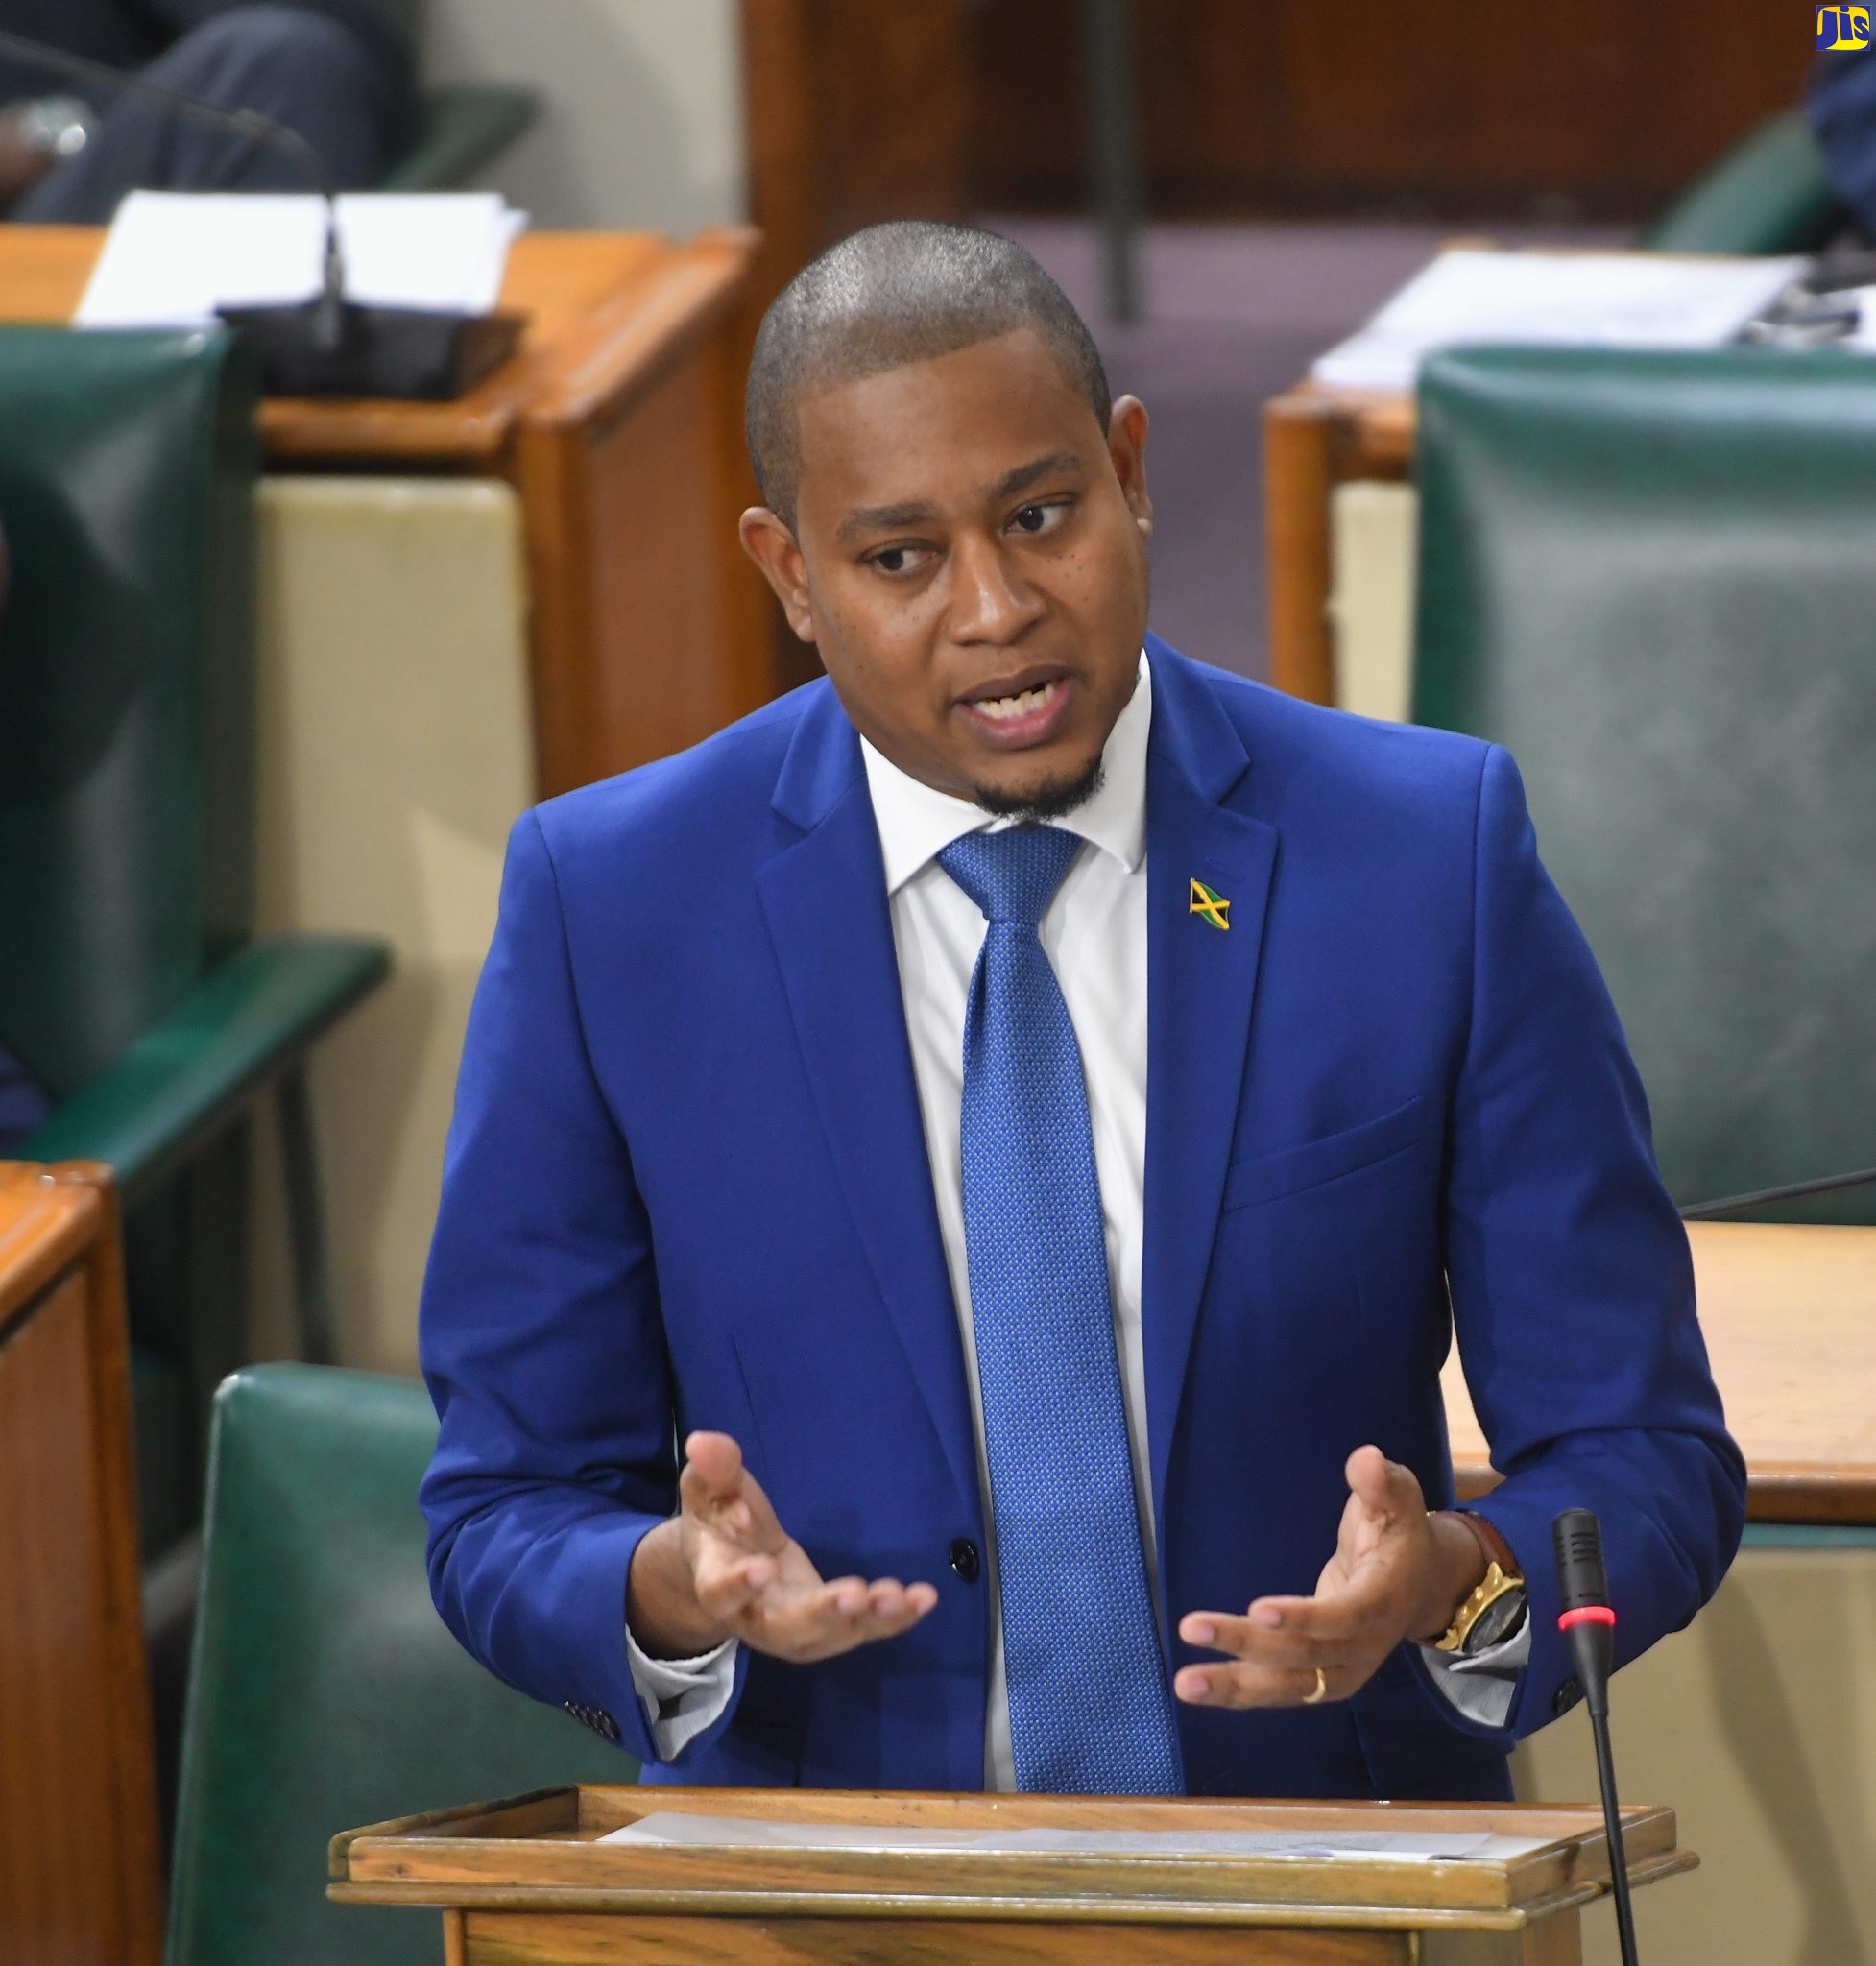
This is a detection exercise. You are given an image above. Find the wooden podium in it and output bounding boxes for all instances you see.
[330,1786,1692,1964]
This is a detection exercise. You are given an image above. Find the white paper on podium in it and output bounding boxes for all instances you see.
[1311,249,1804,392]
[600,1810,1552,1863]
[74,190,528,329]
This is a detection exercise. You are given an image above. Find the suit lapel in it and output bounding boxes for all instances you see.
[756,690,980,1517]
[1141,648,1279,1531]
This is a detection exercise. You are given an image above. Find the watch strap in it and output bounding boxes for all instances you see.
[1450,1509,1521,1580]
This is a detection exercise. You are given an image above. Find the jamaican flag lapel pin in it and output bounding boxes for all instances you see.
[1189,878,1230,930]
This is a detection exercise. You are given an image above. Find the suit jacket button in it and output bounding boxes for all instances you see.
[949,1538,981,1582]
[597,1709,621,1742]
[1553,1676,1584,1717]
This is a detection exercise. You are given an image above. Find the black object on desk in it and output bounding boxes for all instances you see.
[0,25,516,400]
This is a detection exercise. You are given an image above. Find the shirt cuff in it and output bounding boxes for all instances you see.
[624,1623,739,1760]
[1414,1606,1530,1731]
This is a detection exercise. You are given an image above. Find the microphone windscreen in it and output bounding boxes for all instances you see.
[1552,1507,1609,1612]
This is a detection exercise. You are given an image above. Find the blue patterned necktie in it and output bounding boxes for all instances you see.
[937,825,1184,1795]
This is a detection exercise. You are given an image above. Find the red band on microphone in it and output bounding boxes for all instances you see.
[1558,1605,1616,1632]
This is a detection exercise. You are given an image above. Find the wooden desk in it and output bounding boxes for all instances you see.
[332,1784,1690,1965]
[0,1163,162,1966]
[0,224,773,798]
[1445,1221,1876,1523]
[1263,377,1415,706]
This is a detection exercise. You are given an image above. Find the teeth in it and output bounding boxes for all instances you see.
[972,680,1057,722]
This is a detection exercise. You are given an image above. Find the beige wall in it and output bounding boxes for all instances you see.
[1328,480,1418,723]
[1517,1541,1876,1966]
[251,477,535,1374]
[422,0,747,231]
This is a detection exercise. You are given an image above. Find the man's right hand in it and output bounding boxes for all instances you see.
[627,1431,938,1663]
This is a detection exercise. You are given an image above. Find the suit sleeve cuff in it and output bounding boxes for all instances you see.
[1414,1606,1530,1731]
[625,1623,740,1761]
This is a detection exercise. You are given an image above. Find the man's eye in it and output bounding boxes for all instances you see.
[872,544,931,575]
[1011,502,1066,536]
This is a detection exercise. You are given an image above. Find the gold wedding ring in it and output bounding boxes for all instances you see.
[1303,1666,1329,1705]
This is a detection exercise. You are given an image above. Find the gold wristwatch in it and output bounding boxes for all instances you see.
[1432,1515,1527,1656]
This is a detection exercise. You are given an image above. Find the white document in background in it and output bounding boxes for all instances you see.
[75,191,529,329]
[1311,249,1805,392]
[599,1810,1552,1864]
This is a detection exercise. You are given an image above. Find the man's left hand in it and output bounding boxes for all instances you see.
[1173,1446,1487,1709]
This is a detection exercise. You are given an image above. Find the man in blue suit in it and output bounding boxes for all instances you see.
[421,222,1744,1801]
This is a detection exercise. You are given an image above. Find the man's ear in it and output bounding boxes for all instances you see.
[739,508,817,642]
[1107,395,1153,540]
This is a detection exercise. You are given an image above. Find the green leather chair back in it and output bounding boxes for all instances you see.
[1414,346,1876,1223]
[168,1365,635,1966]
[0,327,262,1547]
[1644,109,1845,255]
[0,326,257,1100]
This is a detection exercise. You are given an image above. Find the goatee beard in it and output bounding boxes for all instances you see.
[971,757,1105,825]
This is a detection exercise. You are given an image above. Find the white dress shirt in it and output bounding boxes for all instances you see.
[625,655,1525,1774]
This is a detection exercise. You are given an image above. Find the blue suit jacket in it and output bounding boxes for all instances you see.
[420,638,1744,1801]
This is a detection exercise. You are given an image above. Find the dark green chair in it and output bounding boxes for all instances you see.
[168,1365,634,1966]
[1644,109,1846,255]
[371,0,540,193]
[1413,345,1876,1224]
[0,326,389,1552]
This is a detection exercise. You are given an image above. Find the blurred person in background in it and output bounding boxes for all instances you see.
[0,0,414,221]
[1811,43,1876,236]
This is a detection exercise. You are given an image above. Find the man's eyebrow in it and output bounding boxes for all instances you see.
[834,451,1088,544]
[836,498,938,543]
[989,450,1084,502]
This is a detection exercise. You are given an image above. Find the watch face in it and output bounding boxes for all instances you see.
[1466,1585,1528,1655]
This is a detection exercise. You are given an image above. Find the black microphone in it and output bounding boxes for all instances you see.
[1552,1509,1641,1966]
[0,27,520,398]
[1681,1160,1876,1220]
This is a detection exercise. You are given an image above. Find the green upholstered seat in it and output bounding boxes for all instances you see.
[366,0,540,192]
[1644,109,1846,255]
[0,326,389,1548]
[167,1365,634,1966]
[381,85,541,192]
[1413,346,1876,1224]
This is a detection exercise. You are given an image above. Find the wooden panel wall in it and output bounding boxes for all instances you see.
[743,0,973,300]
[970,0,1815,220]
[0,1163,163,1966]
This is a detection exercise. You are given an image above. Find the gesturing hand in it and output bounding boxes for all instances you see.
[1173,1446,1486,1709]
[627,1431,938,1665]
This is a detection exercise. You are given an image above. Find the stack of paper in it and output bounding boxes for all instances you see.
[75,190,528,329]
[599,1810,1554,1864]
[1311,249,1806,392]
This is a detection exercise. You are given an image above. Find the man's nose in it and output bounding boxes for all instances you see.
[949,535,1046,644]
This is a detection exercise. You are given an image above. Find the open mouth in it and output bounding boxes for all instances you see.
[971,679,1060,723]
[955,671,1074,749]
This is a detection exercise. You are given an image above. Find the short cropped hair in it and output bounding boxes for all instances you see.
[745,221,1112,526]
